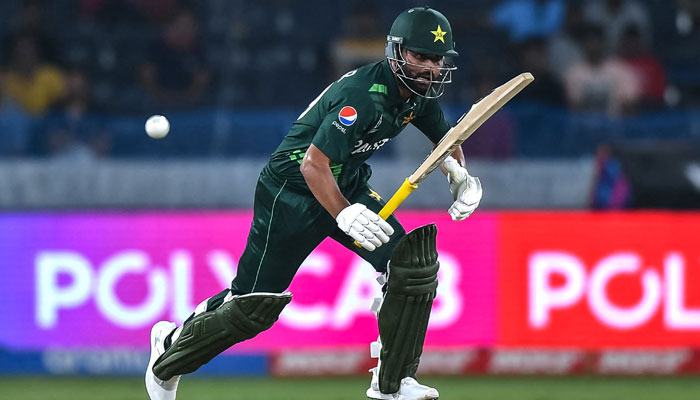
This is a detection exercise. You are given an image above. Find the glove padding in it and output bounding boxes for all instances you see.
[336,203,394,251]
[443,156,483,221]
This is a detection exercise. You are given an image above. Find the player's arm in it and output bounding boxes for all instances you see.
[413,100,464,172]
[300,144,349,218]
[437,142,466,171]
[301,144,393,251]
[414,102,482,221]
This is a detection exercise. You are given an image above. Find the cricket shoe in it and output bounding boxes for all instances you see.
[145,321,180,400]
[366,367,439,400]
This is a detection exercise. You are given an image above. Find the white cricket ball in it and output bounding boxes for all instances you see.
[145,115,170,139]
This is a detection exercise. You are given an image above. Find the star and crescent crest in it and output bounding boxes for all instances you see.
[431,25,446,43]
[402,111,415,125]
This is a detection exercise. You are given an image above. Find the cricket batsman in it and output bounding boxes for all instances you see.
[146,6,482,400]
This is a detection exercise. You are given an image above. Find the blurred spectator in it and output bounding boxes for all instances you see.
[515,38,566,107]
[564,24,641,117]
[139,8,211,109]
[4,0,59,64]
[491,0,566,43]
[2,34,66,116]
[548,2,585,82]
[31,68,110,159]
[331,0,385,77]
[618,25,666,110]
[0,73,32,157]
[590,144,631,209]
[583,0,651,52]
[461,74,515,159]
[676,0,700,36]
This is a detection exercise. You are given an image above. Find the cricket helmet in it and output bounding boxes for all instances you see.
[386,6,457,98]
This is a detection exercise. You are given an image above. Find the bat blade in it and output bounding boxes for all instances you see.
[408,72,534,184]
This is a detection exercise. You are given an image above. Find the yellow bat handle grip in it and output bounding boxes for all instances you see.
[378,178,418,219]
[354,178,418,248]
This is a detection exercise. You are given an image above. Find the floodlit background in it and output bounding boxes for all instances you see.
[1,0,699,399]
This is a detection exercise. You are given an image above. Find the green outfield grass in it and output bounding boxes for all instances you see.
[1,376,699,400]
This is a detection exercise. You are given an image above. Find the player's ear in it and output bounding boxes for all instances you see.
[389,59,399,72]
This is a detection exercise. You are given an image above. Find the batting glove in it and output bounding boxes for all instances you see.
[443,156,482,221]
[336,203,394,251]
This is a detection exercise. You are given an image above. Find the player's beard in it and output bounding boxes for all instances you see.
[403,69,434,96]
[398,67,444,98]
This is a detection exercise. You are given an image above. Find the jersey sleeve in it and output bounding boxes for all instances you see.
[411,99,452,144]
[311,87,377,163]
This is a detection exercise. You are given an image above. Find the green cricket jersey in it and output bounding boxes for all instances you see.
[268,59,451,192]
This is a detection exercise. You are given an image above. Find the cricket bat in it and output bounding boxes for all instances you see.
[377,72,534,220]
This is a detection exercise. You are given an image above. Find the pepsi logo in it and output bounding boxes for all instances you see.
[338,106,357,126]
